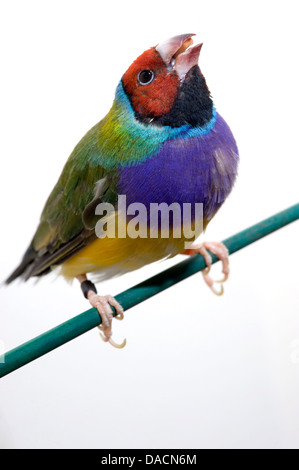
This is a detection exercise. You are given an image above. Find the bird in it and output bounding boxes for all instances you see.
[5,34,239,348]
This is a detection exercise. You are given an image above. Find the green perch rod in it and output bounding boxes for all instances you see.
[1,203,298,378]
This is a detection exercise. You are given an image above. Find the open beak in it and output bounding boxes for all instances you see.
[156,33,203,81]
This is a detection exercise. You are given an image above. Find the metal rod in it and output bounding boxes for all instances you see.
[1,203,298,378]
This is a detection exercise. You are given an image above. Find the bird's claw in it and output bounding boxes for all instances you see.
[99,332,127,349]
[183,241,230,295]
[87,292,126,348]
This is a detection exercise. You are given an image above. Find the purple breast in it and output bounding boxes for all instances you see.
[117,113,239,224]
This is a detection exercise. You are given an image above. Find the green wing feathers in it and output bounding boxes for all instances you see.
[6,121,118,283]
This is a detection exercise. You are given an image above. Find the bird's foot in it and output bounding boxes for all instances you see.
[87,291,126,349]
[78,276,126,348]
[183,241,229,296]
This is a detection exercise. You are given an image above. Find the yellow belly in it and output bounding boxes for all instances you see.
[60,232,185,280]
[60,212,202,281]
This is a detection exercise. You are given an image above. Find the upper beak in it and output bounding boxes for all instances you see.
[155,34,203,81]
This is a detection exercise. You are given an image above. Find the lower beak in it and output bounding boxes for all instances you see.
[155,34,203,80]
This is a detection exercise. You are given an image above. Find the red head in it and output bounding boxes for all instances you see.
[122,34,212,127]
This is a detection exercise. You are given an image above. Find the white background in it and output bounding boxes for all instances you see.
[0,0,298,449]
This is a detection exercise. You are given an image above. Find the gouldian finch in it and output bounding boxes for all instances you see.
[6,34,239,347]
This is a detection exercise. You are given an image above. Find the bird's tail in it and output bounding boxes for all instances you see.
[5,246,36,284]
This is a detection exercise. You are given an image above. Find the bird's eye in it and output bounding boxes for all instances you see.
[138,69,155,85]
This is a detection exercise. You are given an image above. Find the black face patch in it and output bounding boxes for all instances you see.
[132,65,214,128]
